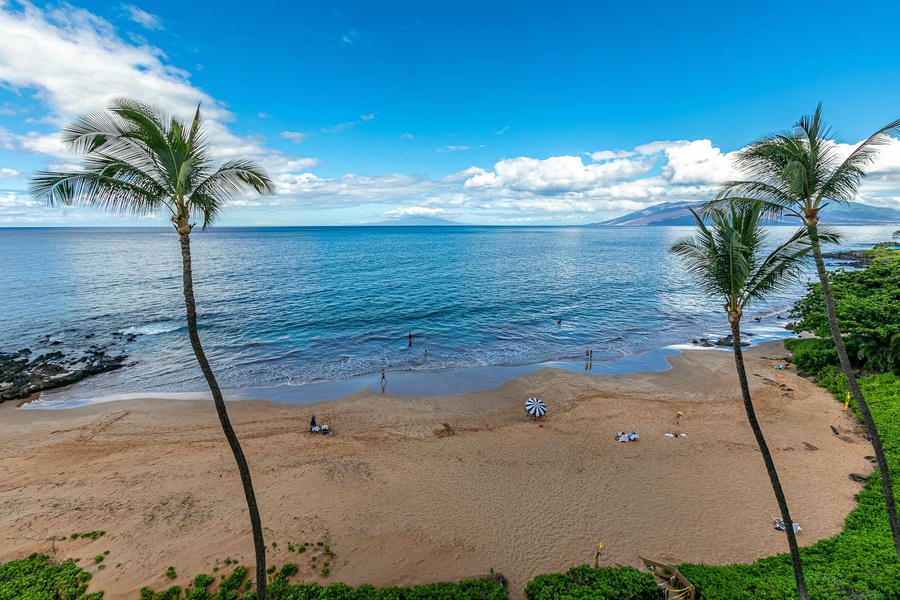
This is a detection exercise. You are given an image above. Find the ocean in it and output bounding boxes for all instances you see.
[1,225,893,407]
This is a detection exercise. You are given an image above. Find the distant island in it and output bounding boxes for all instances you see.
[591,201,900,226]
[365,216,463,226]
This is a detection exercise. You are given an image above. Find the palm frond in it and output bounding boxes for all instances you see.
[30,170,163,217]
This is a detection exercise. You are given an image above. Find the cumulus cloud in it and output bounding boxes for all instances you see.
[464,155,653,193]
[0,167,21,178]
[660,139,739,185]
[0,1,319,220]
[122,4,161,30]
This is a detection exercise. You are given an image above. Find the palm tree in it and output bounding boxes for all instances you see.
[30,98,275,599]
[708,104,900,559]
[671,204,832,600]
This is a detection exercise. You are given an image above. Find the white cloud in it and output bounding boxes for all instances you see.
[280,131,310,144]
[494,126,509,135]
[464,155,652,193]
[360,113,374,121]
[401,132,414,140]
[0,167,21,178]
[437,145,471,153]
[660,139,739,185]
[0,1,320,218]
[122,4,162,30]
[322,121,357,134]
[379,206,452,219]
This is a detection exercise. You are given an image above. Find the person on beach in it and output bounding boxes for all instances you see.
[408,332,412,347]
[381,369,387,385]
[675,411,684,425]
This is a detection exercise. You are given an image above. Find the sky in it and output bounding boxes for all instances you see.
[2,0,900,226]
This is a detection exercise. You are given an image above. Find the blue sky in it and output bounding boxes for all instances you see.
[2,0,900,226]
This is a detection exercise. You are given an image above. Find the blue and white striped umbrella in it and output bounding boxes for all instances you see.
[525,397,547,418]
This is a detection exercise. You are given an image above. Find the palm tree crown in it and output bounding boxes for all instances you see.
[31,97,273,226]
[671,206,834,319]
[713,102,900,224]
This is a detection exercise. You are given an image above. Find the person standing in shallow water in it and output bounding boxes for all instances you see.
[408,332,412,347]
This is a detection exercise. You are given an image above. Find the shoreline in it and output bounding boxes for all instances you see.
[25,321,796,409]
[0,339,870,599]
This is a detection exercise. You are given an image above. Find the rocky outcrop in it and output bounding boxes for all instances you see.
[822,249,873,268]
[690,334,752,348]
[0,347,128,403]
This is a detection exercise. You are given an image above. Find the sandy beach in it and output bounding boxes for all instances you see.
[0,341,872,598]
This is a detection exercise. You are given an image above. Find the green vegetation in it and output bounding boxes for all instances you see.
[0,553,101,600]
[69,531,105,541]
[525,565,658,599]
[137,564,508,600]
[791,253,900,374]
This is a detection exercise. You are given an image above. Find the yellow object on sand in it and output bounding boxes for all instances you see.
[845,392,851,409]
[594,541,604,567]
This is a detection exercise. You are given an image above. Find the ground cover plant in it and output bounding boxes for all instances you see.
[0,553,101,600]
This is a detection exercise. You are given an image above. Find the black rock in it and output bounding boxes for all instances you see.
[0,343,128,403]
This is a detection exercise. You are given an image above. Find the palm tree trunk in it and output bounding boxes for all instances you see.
[731,320,809,599]
[807,224,900,560]
[178,226,268,600]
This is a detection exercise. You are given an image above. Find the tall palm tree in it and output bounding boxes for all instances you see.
[30,98,275,599]
[671,205,832,600]
[708,104,900,559]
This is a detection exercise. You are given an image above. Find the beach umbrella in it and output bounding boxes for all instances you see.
[525,397,546,418]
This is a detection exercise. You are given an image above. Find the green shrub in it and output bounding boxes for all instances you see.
[525,564,660,599]
[784,337,839,373]
[0,553,101,600]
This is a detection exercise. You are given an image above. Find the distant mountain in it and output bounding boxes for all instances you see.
[366,216,462,226]
[592,201,900,226]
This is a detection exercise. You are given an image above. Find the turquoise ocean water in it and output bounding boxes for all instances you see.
[1,225,892,407]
